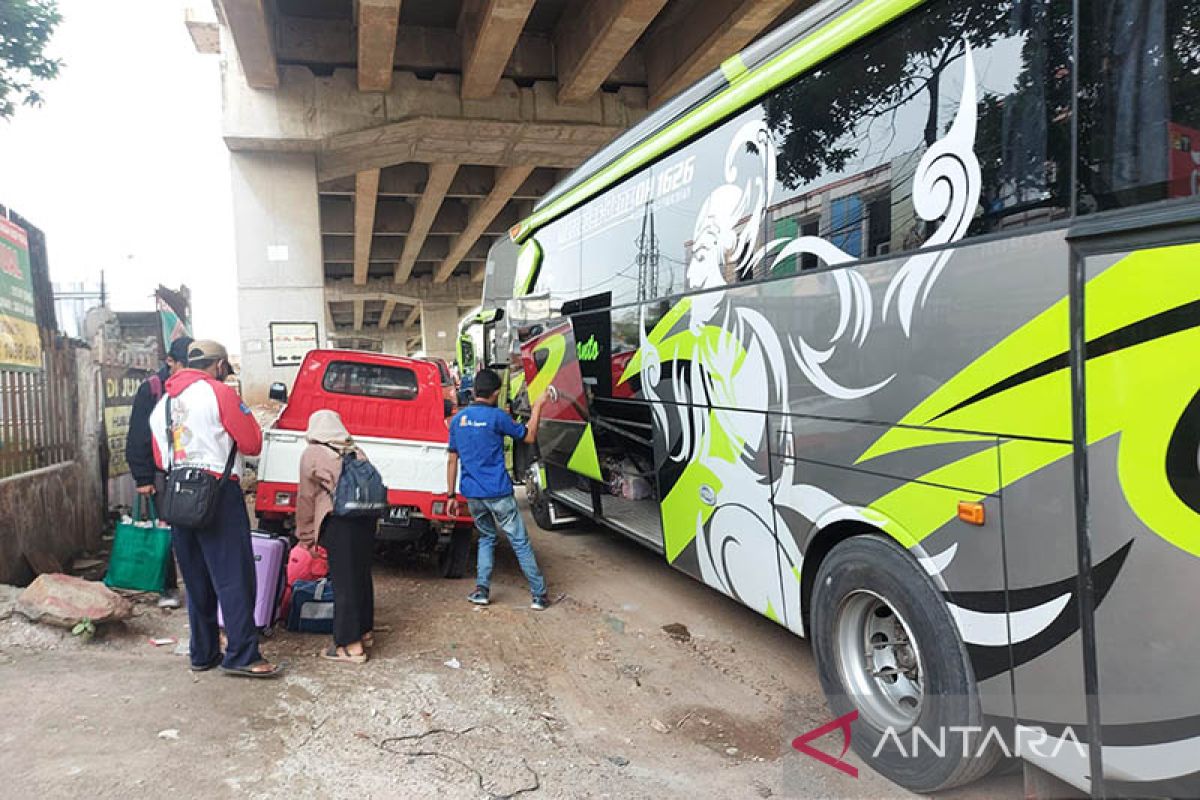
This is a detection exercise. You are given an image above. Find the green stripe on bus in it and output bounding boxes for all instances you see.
[528,333,566,402]
[720,53,749,83]
[862,244,1200,557]
[567,423,604,482]
[511,0,926,244]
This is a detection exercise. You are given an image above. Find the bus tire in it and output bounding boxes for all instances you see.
[810,535,1000,793]
[529,492,560,532]
[525,464,572,532]
[439,526,473,579]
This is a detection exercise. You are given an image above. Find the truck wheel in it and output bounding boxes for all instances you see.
[810,535,1000,793]
[439,526,473,579]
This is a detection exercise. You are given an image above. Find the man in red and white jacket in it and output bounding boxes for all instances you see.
[150,340,280,678]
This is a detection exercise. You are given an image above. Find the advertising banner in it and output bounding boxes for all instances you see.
[0,217,42,371]
[103,367,150,476]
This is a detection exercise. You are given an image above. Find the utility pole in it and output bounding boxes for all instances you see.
[635,200,660,303]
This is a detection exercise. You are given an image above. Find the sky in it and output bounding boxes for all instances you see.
[0,0,239,350]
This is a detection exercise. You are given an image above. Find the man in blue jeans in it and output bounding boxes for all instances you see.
[446,369,549,609]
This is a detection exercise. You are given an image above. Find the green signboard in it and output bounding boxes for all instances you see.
[0,217,41,371]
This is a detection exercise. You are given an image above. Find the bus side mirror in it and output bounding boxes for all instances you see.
[268,382,288,403]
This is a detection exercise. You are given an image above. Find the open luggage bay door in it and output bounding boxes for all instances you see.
[518,318,602,482]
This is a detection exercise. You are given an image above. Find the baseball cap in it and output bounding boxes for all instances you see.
[188,339,235,373]
[167,336,193,364]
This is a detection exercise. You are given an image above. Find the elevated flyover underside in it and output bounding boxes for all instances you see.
[207,0,809,393]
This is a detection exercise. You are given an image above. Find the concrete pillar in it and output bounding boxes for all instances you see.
[231,152,327,403]
[420,304,459,361]
[380,329,409,356]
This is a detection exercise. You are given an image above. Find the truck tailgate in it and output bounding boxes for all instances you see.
[258,428,451,495]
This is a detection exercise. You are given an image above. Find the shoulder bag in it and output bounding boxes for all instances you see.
[159,394,238,529]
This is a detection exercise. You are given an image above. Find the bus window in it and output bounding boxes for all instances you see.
[529,209,583,310]
[1079,0,1200,211]
[651,107,773,289]
[763,0,1071,267]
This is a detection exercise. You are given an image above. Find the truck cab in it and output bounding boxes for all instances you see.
[255,349,474,577]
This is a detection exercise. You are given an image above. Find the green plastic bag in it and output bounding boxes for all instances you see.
[104,497,173,593]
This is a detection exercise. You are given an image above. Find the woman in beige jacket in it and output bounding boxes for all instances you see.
[296,410,375,664]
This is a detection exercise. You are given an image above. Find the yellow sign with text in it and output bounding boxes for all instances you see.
[0,217,41,371]
[0,314,41,371]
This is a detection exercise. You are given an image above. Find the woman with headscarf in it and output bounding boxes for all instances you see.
[295,409,375,664]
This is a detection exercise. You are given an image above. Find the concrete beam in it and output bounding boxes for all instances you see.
[320,164,559,202]
[404,305,421,327]
[353,299,365,331]
[470,262,486,283]
[323,233,495,265]
[327,276,480,306]
[357,0,403,92]
[378,298,398,329]
[644,0,793,107]
[458,0,538,100]
[353,169,381,284]
[436,165,533,283]
[218,0,278,89]
[275,18,646,86]
[322,198,523,241]
[223,68,647,179]
[395,163,457,285]
[556,0,668,104]
[185,8,220,54]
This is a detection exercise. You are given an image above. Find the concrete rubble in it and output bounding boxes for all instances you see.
[15,573,133,628]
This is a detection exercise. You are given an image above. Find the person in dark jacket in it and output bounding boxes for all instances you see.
[126,336,192,608]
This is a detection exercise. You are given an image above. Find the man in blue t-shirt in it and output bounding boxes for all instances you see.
[446,368,550,609]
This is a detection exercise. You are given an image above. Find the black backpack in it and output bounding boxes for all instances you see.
[327,446,387,517]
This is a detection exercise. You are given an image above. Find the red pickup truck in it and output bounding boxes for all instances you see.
[254,349,475,577]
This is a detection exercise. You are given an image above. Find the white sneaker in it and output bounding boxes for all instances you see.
[158,591,181,609]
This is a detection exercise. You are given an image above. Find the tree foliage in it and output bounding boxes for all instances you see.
[0,0,62,120]
[764,0,1017,191]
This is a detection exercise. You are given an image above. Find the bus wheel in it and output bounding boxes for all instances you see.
[811,535,1000,793]
[525,464,572,532]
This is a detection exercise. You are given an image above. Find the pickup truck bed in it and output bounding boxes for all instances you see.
[253,349,474,576]
[257,427,459,527]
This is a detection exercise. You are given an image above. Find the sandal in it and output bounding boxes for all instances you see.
[322,645,367,664]
[220,660,284,679]
[189,654,223,672]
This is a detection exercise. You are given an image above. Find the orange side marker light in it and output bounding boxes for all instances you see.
[957,501,985,526]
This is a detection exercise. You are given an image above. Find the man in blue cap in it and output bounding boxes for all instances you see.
[126,336,192,608]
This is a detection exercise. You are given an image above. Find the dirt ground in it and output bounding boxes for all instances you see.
[0,495,1022,799]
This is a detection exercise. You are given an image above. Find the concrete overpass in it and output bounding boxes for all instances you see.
[194,0,810,400]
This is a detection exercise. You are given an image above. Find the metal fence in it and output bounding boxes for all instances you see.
[0,340,80,479]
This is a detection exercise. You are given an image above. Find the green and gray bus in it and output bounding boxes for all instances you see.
[477,0,1200,794]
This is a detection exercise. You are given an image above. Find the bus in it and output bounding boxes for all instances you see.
[477,0,1200,794]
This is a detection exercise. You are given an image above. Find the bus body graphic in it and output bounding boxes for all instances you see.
[480,0,1200,794]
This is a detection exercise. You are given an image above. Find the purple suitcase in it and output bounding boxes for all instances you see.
[218,530,288,632]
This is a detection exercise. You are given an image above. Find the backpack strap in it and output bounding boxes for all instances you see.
[322,441,355,460]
